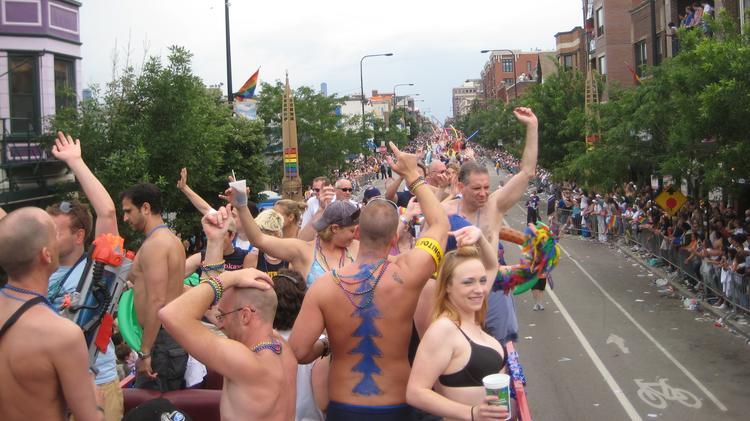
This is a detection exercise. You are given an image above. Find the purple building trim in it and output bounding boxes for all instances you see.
[0,0,79,43]
[4,1,40,24]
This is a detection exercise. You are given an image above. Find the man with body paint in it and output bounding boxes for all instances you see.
[289,142,449,420]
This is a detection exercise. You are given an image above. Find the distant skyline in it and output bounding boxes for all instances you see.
[80,0,583,121]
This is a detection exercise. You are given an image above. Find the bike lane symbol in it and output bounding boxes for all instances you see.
[634,378,702,410]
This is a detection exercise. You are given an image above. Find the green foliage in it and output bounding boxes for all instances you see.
[255,82,363,186]
[49,46,268,240]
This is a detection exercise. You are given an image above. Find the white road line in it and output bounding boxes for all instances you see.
[558,244,729,412]
[546,287,643,420]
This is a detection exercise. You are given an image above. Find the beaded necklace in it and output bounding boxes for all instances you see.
[332,259,390,309]
[1,284,56,311]
[251,338,282,354]
[315,237,352,271]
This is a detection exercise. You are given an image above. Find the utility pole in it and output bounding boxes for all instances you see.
[225,0,233,102]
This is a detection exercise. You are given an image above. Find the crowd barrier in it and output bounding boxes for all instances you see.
[543,206,750,317]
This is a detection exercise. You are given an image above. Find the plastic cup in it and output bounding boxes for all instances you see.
[482,373,511,419]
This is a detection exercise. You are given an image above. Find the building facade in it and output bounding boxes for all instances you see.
[590,0,638,98]
[451,79,482,119]
[0,0,81,204]
[480,50,552,102]
[555,26,587,73]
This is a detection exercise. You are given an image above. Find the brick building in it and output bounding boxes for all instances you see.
[480,50,552,102]
[555,26,587,73]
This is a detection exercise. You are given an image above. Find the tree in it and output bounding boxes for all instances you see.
[50,46,268,242]
[255,82,364,187]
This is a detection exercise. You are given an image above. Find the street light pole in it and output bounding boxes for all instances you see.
[225,0,233,103]
[392,83,414,110]
[359,53,394,152]
[481,49,517,99]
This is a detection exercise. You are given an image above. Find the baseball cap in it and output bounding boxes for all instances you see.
[363,186,382,202]
[313,201,360,231]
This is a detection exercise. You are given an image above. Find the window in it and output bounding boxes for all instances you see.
[504,78,514,86]
[527,61,532,73]
[634,41,647,77]
[54,57,76,112]
[655,35,662,65]
[596,7,604,37]
[502,58,513,73]
[8,55,39,135]
[598,55,607,75]
[563,54,575,68]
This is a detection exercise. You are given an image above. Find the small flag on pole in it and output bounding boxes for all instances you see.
[235,68,260,100]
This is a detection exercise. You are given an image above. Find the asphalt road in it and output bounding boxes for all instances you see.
[367,167,750,421]
[496,173,750,421]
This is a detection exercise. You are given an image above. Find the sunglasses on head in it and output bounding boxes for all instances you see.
[59,201,74,213]
[365,197,399,211]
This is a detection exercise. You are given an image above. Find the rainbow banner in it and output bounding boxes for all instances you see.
[283,147,298,177]
[235,68,260,100]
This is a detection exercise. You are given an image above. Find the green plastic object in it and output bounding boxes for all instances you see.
[184,273,200,287]
[117,289,142,352]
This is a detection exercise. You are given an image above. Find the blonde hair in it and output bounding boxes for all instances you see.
[431,246,487,327]
[274,199,307,224]
[255,209,284,237]
[317,225,335,242]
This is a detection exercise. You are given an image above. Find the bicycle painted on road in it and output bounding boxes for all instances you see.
[634,378,702,409]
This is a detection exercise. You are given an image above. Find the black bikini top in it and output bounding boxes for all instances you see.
[438,325,507,388]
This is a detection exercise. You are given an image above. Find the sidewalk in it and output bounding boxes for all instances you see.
[616,239,750,344]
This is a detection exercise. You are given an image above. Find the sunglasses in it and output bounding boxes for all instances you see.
[215,306,255,321]
[338,188,353,193]
[313,188,321,193]
[59,201,74,213]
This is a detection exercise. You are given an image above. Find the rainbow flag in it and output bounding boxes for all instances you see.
[235,68,260,99]
[607,215,617,230]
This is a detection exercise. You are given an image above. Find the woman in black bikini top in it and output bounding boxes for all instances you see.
[407,231,511,421]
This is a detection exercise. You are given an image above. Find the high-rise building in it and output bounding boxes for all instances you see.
[452,79,482,119]
[1,0,82,204]
[320,82,328,96]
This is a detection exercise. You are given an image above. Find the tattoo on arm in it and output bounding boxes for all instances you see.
[392,272,404,284]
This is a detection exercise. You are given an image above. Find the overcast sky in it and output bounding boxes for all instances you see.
[80,0,583,121]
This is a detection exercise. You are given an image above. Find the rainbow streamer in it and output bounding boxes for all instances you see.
[235,68,260,99]
[493,222,561,295]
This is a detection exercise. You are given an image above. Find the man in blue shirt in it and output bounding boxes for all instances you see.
[46,132,123,421]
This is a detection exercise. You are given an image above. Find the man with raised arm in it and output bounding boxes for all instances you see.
[0,208,103,421]
[443,107,538,344]
[160,206,297,421]
[121,183,187,390]
[289,142,450,420]
[45,132,122,420]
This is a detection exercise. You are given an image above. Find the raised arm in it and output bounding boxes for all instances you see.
[493,108,538,213]
[450,225,498,286]
[390,142,449,287]
[160,206,272,378]
[224,182,309,267]
[177,168,215,216]
[52,132,117,236]
[298,186,335,242]
[384,174,403,203]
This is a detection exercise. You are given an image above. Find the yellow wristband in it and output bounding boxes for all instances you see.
[415,237,443,270]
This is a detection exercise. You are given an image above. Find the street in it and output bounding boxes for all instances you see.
[497,171,750,421]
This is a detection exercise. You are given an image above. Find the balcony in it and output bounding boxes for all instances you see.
[1,118,70,205]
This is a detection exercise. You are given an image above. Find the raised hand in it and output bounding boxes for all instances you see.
[386,141,419,180]
[51,131,82,164]
[226,268,273,290]
[177,167,188,190]
[449,225,484,247]
[320,186,335,209]
[201,205,233,241]
[512,107,538,127]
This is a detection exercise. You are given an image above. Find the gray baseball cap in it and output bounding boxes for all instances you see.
[313,201,360,231]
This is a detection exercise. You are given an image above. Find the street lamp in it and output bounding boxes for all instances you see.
[392,83,414,109]
[360,53,394,144]
[481,49,518,99]
[402,93,419,110]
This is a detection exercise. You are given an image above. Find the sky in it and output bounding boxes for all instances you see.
[80,0,583,121]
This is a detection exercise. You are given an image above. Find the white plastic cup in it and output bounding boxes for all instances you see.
[482,373,511,420]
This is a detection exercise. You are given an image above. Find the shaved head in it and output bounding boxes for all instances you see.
[359,200,399,249]
[231,287,278,324]
[0,207,58,278]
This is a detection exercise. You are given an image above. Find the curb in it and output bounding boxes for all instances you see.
[616,241,750,343]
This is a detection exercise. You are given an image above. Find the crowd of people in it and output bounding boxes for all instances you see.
[0,106,542,421]
[497,144,750,319]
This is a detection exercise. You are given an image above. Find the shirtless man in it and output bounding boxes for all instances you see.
[0,208,102,421]
[160,206,297,420]
[433,107,538,344]
[120,183,187,390]
[289,142,449,420]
